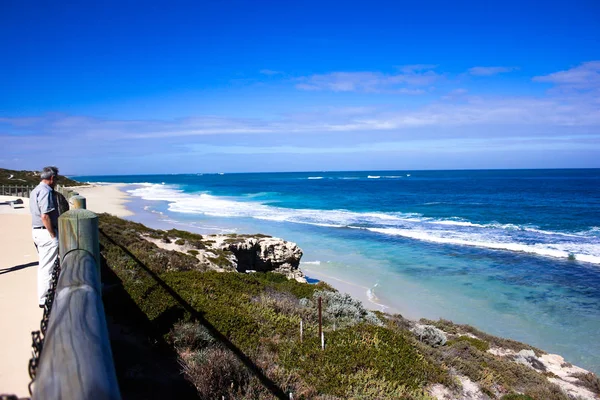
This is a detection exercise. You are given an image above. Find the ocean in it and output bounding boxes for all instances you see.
[75,169,600,373]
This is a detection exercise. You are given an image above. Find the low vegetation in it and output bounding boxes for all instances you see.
[0,167,83,186]
[98,214,596,399]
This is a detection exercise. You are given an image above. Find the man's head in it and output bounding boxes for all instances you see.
[40,166,59,188]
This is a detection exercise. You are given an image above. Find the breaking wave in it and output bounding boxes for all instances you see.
[127,183,600,265]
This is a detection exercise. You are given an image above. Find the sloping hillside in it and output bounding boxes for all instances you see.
[99,214,600,400]
[0,167,83,186]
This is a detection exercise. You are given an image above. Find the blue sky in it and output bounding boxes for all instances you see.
[1,1,599,174]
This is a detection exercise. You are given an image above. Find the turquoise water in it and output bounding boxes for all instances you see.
[76,169,600,373]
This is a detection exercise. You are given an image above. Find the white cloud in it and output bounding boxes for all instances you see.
[468,66,519,76]
[533,61,600,91]
[1,64,599,150]
[295,66,441,93]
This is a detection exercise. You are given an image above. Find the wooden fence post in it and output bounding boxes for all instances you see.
[69,195,87,210]
[58,209,101,279]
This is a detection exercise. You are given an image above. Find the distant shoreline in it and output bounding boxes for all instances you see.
[77,183,396,314]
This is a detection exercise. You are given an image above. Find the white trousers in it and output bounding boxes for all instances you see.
[32,229,59,305]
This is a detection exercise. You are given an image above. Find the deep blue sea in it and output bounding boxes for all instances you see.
[75,169,600,373]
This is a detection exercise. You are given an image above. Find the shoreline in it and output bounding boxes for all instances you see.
[77,183,600,378]
[82,183,390,314]
[69,184,134,217]
[302,266,398,314]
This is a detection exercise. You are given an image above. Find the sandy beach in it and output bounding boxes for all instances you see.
[302,266,397,314]
[0,196,42,397]
[69,184,133,217]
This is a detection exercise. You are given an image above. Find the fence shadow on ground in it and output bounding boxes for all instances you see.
[100,230,288,400]
[100,252,200,399]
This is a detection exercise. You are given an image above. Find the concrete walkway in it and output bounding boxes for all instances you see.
[0,196,42,397]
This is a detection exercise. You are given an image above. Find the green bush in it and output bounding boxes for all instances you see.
[166,229,203,241]
[187,250,199,256]
[447,336,490,352]
[280,324,445,397]
[175,239,185,245]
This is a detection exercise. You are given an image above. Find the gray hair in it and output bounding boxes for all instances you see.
[40,166,59,180]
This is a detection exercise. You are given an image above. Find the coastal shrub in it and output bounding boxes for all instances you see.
[573,372,600,395]
[170,322,215,351]
[310,290,383,328]
[207,249,235,269]
[166,228,203,241]
[411,324,447,347]
[253,288,303,317]
[501,395,534,400]
[183,346,250,398]
[280,324,445,396]
[99,214,207,273]
[343,369,435,399]
[148,232,162,239]
[421,318,544,354]
[254,272,333,300]
[410,336,568,399]
[175,238,185,245]
[189,240,206,250]
[447,336,489,352]
[187,249,199,256]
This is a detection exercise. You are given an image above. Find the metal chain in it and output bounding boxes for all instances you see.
[27,256,61,396]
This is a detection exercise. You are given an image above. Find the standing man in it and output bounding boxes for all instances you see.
[30,166,60,308]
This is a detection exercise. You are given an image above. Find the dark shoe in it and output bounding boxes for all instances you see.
[39,304,45,309]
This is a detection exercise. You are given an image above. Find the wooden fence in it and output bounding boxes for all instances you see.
[0,184,36,198]
[32,197,121,399]
[1,184,80,200]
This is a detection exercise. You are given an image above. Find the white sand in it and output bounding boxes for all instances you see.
[0,196,42,397]
[69,184,133,217]
[302,266,398,314]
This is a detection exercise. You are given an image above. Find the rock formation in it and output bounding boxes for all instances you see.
[217,237,305,282]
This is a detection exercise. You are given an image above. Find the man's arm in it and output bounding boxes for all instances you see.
[41,213,57,238]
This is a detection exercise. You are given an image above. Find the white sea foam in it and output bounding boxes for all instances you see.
[308,177,324,180]
[364,227,600,264]
[302,261,322,265]
[84,181,116,185]
[367,175,381,179]
[126,183,600,265]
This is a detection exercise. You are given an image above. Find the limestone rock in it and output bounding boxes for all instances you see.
[218,237,305,281]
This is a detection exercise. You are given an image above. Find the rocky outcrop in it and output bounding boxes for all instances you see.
[143,231,305,281]
[217,237,305,282]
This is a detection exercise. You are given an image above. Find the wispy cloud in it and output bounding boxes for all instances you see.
[2,91,598,142]
[533,61,600,92]
[295,65,440,93]
[2,63,599,173]
[468,66,519,76]
[259,69,283,76]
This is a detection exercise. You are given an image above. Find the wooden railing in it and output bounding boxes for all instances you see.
[0,184,35,198]
[1,184,81,202]
[32,197,121,399]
